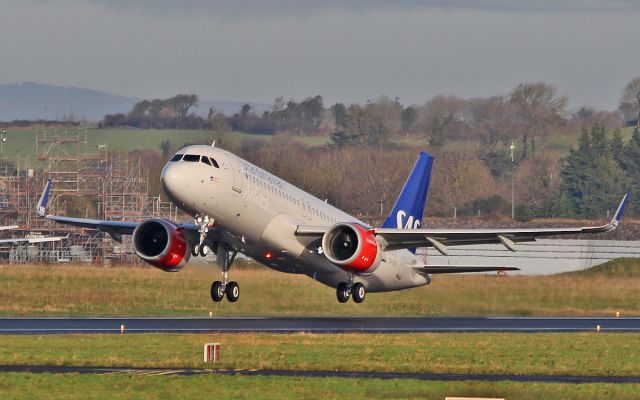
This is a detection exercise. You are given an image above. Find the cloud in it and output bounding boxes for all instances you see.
[27,0,640,18]
[3,0,639,110]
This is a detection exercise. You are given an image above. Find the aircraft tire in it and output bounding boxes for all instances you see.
[211,281,225,302]
[192,243,200,257]
[226,281,240,302]
[352,283,366,303]
[336,282,350,303]
[199,244,209,257]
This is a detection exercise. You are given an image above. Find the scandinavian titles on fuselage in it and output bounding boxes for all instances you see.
[241,188,269,210]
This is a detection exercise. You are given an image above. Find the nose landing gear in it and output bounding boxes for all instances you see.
[192,214,214,257]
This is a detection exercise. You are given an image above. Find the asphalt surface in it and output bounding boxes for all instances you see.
[1,316,640,334]
[1,364,639,384]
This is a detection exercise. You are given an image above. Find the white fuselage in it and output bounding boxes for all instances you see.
[161,145,430,292]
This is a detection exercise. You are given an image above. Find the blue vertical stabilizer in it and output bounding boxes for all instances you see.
[382,152,434,237]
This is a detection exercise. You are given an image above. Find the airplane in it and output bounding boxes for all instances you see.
[0,224,67,245]
[35,145,629,303]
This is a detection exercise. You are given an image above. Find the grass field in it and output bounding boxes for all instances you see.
[4,125,631,161]
[3,260,640,398]
[1,332,639,376]
[0,128,330,160]
[1,332,640,399]
[3,373,638,400]
[1,259,640,317]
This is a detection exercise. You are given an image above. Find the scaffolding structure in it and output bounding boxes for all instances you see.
[0,129,178,264]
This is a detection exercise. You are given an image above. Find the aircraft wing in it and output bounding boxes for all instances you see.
[35,180,224,244]
[0,235,67,245]
[296,194,629,255]
[413,265,520,274]
[374,193,628,254]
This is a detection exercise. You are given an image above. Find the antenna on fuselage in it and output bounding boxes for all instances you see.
[211,140,216,147]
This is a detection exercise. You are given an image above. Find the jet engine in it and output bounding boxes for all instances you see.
[321,223,381,273]
[132,219,190,271]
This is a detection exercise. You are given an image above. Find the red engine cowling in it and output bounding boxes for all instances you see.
[132,219,190,271]
[321,223,381,273]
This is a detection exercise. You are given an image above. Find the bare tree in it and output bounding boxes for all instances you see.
[619,77,640,127]
[429,152,497,216]
[509,82,567,160]
[417,96,466,147]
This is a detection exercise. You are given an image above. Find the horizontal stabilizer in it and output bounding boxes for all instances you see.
[414,265,520,274]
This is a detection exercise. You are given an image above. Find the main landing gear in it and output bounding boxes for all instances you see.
[210,243,240,303]
[336,282,366,304]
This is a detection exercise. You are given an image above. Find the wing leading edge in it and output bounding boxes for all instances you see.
[295,193,629,255]
[35,180,206,243]
[374,193,629,254]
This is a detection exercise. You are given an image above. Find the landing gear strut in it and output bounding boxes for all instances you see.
[192,214,214,257]
[210,243,239,303]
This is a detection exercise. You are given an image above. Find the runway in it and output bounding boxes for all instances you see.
[1,316,640,334]
[1,364,639,384]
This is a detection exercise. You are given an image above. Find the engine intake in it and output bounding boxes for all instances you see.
[132,219,190,271]
[321,223,381,273]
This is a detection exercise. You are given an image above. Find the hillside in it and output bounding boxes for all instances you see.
[0,82,268,121]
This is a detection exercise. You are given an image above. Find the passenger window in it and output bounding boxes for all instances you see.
[209,157,220,168]
[183,154,200,162]
[170,154,183,162]
[201,157,211,166]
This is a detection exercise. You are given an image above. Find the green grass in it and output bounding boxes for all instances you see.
[2,260,640,317]
[566,257,640,278]
[1,333,640,399]
[1,332,639,376]
[3,373,638,400]
[0,128,329,161]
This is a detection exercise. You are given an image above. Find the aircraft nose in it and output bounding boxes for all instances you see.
[161,163,188,204]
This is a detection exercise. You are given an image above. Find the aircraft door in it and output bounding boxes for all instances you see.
[230,158,244,193]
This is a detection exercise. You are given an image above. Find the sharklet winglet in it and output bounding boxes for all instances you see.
[36,179,52,216]
[611,192,629,228]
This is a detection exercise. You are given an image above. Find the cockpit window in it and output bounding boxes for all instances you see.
[183,154,200,162]
[209,157,220,168]
[200,156,211,166]
[170,154,183,162]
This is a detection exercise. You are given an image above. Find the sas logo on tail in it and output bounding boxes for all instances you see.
[396,210,420,229]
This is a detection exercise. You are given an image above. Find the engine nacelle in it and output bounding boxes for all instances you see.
[132,219,190,272]
[321,223,381,273]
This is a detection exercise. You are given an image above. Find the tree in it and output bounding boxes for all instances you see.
[240,104,252,117]
[401,106,417,132]
[419,96,464,148]
[554,125,626,218]
[333,103,347,129]
[429,152,497,217]
[167,94,199,118]
[509,82,567,160]
[619,77,640,126]
[620,127,640,215]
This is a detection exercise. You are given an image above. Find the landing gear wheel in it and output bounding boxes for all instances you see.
[192,243,200,257]
[199,244,209,257]
[210,281,225,302]
[226,281,240,302]
[336,282,350,303]
[352,283,366,303]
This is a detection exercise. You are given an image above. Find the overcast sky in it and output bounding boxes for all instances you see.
[1,0,639,110]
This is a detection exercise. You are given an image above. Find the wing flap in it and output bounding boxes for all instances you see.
[414,265,520,274]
